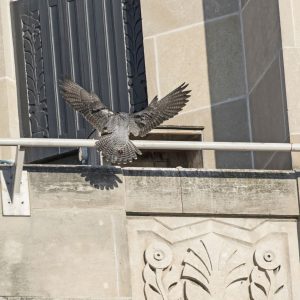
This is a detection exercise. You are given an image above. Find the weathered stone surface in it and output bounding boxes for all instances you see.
[180,169,299,215]
[211,98,252,169]
[0,209,131,298]
[292,0,300,48]
[202,0,239,20]
[0,78,19,161]
[0,0,16,80]
[278,0,296,47]
[250,57,287,144]
[156,24,211,114]
[204,15,246,104]
[0,0,19,161]
[0,298,131,300]
[282,48,300,135]
[124,167,182,213]
[242,0,281,90]
[249,56,291,169]
[128,216,300,299]
[2,165,299,216]
[140,0,203,38]
[241,0,249,8]
[27,165,125,209]
[143,38,157,100]
[290,134,300,169]
[140,0,239,38]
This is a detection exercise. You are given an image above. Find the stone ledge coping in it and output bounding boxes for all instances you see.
[0,165,298,216]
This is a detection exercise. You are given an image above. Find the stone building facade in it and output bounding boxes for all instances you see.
[0,0,299,299]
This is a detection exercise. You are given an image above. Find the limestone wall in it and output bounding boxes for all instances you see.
[278,0,300,169]
[0,0,20,161]
[0,165,299,299]
[141,0,250,169]
[141,0,292,170]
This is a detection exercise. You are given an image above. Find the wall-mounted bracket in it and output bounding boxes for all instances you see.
[0,146,30,216]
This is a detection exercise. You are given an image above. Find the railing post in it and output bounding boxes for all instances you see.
[0,146,30,216]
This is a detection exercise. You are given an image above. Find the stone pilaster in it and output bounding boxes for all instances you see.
[0,0,20,161]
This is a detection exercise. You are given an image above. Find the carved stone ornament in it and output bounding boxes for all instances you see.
[143,239,285,300]
[122,0,148,112]
[22,11,49,138]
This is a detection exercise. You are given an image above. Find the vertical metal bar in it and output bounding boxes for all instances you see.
[12,146,25,197]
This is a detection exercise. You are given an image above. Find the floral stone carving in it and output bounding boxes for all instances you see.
[143,239,285,300]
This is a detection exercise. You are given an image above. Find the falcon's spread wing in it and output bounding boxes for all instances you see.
[60,79,112,132]
[130,83,191,137]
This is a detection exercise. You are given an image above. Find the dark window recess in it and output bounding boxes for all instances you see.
[128,126,204,168]
[11,0,148,163]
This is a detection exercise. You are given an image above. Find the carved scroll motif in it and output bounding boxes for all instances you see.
[22,12,49,138]
[143,240,285,300]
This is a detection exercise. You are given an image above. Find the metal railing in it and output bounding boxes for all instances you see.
[0,138,299,151]
[0,138,298,216]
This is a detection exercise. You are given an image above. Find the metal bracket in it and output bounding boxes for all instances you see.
[0,146,30,216]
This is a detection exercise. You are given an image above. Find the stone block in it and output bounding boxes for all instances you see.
[0,209,131,298]
[0,78,19,160]
[283,48,300,134]
[278,0,296,47]
[163,107,215,168]
[140,0,240,38]
[27,165,125,209]
[128,216,300,299]
[292,0,300,47]
[180,169,299,215]
[140,0,203,38]
[143,38,158,100]
[202,0,239,20]
[242,0,281,90]
[250,57,286,143]
[155,15,246,121]
[290,133,300,169]
[249,56,291,169]
[124,168,182,213]
[211,98,252,169]
[204,15,246,104]
[0,0,16,80]
[262,151,292,170]
[163,97,252,169]
[156,24,211,115]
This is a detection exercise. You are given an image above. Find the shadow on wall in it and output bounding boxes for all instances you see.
[202,0,252,169]
[202,0,291,170]
[81,167,123,190]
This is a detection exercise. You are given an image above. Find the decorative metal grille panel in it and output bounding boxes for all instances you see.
[11,0,147,162]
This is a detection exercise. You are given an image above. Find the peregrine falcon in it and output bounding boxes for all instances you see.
[60,80,191,164]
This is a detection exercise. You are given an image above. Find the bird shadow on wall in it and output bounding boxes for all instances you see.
[80,167,123,190]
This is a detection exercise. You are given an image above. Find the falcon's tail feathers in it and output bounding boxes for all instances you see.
[96,135,142,164]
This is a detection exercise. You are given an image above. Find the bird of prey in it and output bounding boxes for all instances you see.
[60,80,191,164]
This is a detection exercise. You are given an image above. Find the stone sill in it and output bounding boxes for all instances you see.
[0,165,298,217]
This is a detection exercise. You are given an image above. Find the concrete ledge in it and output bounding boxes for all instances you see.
[179,169,299,216]
[123,168,182,213]
[0,165,298,216]
[26,165,125,210]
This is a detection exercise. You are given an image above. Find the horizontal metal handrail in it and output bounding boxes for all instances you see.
[0,138,298,152]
